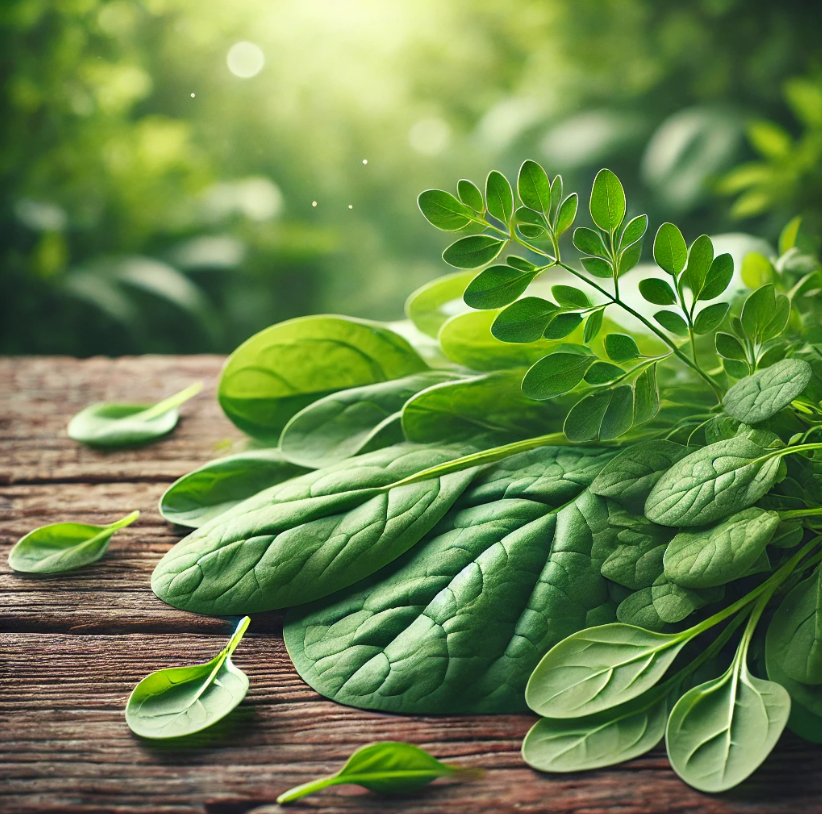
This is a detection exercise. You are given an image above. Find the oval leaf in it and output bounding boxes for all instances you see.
[723,358,812,424]
[486,170,514,225]
[443,235,506,269]
[590,169,626,232]
[417,189,474,231]
[604,333,641,363]
[653,223,687,276]
[464,265,535,310]
[639,278,677,306]
[492,297,559,344]
[522,352,595,400]
[517,160,552,215]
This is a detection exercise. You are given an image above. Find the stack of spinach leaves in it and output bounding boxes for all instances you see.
[153,162,822,792]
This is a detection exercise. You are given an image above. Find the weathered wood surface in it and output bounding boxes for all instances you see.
[2,355,822,814]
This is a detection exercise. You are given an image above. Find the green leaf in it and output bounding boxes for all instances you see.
[653,310,689,337]
[526,624,687,718]
[544,312,583,340]
[633,364,660,425]
[507,256,537,272]
[779,216,803,256]
[683,235,714,295]
[651,578,718,624]
[573,227,608,259]
[699,253,734,301]
[125,617,251,739]
[405,271,473,338]
[663,508,780,588]
[617,588,669,632]
[551,284,591,309]
[639,278,676,306]
[604,333,641,363]
[741,252,775,289]
[564,386,634,442]
[653,223,688,276]
[762,293,791,342]
[618,240,643,275]
[152,444,477,614]
[464,265,535,310]
[443,235,506,269]
[522,687,670,772]
[715,332,747,362]
[280,372,455,469]
[723,358,812,424]
[693,302,729,335]
[486,170,514,225]
[767,566,822,685]
[457,179,484,212]
[584,361,623,385]
[620,215,649,249]
[644,436,786,527]
[590,169,626,232]
[522,352,596,400]
[492,297,559,344]
[581,257,614,278]
[555,194,579,236]
[517,160,552,215]
[8,511,139,574]
[550,175,564,218]
[417,189,475,231]
[67,382,202,447]
[159,451,309,529]
[218,317,427,441]
[724,358,751,380]
[276,742,472,804]
[666,647,790,793]
[740,284,790,342]
[583,309,604,343]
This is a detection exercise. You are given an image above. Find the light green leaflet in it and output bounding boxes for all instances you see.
[67,383,202,447]
[280,371,456,468]
[525,624,688,718]
[663,508,780,588]
[277,742,476,804]
[723,358,812,424]
[8,511,140,573]
[404,271,474,338]
[152,444,475,615]
[218,316,428,441]
[667,615,790,793]
[159,450,309,529]
[125,617,250,739]
[522,684,672,772]
[644,436,786,527]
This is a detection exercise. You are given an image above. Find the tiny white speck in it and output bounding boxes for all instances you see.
[190,93,196,98]
[362,159,368,164]
[312,201,317,207]
[348,204,353,209]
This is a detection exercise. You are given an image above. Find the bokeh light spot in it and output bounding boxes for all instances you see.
[227,42,265,78]
[408,117,451,156]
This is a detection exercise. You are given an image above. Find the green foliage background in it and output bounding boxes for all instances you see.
[2,0,821,355]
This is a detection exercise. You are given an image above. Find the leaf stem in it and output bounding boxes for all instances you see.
[136,382,203,421]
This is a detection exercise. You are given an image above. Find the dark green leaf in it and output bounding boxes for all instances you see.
[8,511,139,573]
[486,170,514,225]
[564,386,634,442]
[507,256,537,272]
[724,358,751,379]
[605,333,641,363]
[590,169,626,232]
[125,617,250,739]
[492,297,559,343]
[544,312,583,340]
[639,278,677,306]
[618,240,643,275]
[693,302,729,335]
[457,179,484,212]
[522,352,595,400]
[699,253,734,301]
[556,194,579,236]
[633,364,660,425]
[683,235,714,294]
[417,189,475,231]
[581,257,614,278]
[573,227,608,258]
[723,358,813,424]
[653,223,687,276]
[443,235,506,269]
[517,160,552,215]
[741,284,777,340]
[583,309,604,342]
[653,310,689,336]
[552,284,591,309]
[584,361,623,385]
[762,293,791,341]
[464,265,535,310]
[715,332,747,362]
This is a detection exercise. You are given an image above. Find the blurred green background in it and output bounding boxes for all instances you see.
[3,0,822,356]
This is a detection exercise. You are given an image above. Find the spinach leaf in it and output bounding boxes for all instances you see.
[152,444,476,615]
[663,508,780,589]
[644,436,786,527]
[284,449,615,713]
[525,624,688,718]
[67,382,202,447]
[651,577,722,624]
[666,637,790,792]
[401,371,566,445]
[125,616,250,739]
[8,510,139,573]
[616,588,670,632]
[601,532,668,590]
[218,316,427,441]
[277,742,474,804]
[280,372,455,468]
[522,685,672,772]
[723,358,812,424]
[159,450,309,529]
[405,271,473,338]
[767,566,822,685]
[590,440,689,510]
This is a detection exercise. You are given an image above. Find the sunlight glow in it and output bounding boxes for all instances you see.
[227,42,265,78]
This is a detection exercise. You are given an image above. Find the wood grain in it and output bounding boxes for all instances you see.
[2,356,822,814]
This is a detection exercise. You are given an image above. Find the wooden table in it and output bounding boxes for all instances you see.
[2,355,822,814]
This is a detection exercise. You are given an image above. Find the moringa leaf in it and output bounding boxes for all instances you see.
[590,169,626,232]
[564,387,634,442]
[276,742,475,804]
[159,451,309,529]
[457,179,484,212]
[620,214,649,248]
[604,333,641,363]
[693,302,729,335]
[486,170,514,225]
[633,363,660,425]
[417,189,475,231]
[715,332,747,362]
[8,511,139,573]
[552,284,591,309]
[723,358,813,424]
[556,194,579,236]
[544,312,583,340]
[584,361,624,385]
[639,278,677,306]
[573,227,609,259]
[517,160,552,216]
[443,234,506,269]
[653,310,689,336]
[663,508,780,589]
[68,383,202,447]
[125,616,250,739]
[583,309,604,343]
[653,223,688,276]
[491,298,559,344]
[218,316,427,441]
[682,235,714,295]
[698,253,734,301]
[522,352,595,400]
[581,257,614,278]
[463,265,535,310]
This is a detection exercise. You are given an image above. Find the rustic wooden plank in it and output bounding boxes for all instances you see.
[2,633,822,814]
